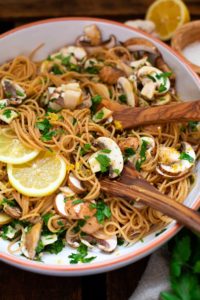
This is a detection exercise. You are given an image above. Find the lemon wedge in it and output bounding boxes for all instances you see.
[7,152,67,197]
[0,128,39,164]
[146,0,190,40]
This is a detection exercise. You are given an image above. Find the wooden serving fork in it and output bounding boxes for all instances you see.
[100,162,200,233]
[102,99,200,129]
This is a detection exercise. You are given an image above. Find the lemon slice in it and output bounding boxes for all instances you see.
[146,0,190,41]
[7,152,67,197]
[0,128,39,164]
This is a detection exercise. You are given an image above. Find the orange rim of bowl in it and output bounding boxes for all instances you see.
[0,17,200,273]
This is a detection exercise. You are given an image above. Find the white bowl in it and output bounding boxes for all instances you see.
[0,17,200,276]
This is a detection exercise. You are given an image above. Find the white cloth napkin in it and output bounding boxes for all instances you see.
[129,248,170,300]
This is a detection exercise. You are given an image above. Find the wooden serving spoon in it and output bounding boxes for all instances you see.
[100,162,200,233]
[102,99,200,129]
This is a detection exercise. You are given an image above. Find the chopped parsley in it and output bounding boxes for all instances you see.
[135,140,148,171]
[3,109,12,118]
[42,212,53,225]
[188,121,198,132]
[16,90,25,97]
[95,110,104,120]
[85,66,99,74]
[72,199,84,205]
[117,238,125,246]
[51,64,63,75]
[45,239,65,254]
[119,94,127,103]
[179,152,194,163]
[100,148,111,154]
[68,243,96,264]
[158,84,167,93]
[36,118,57,142]
[95,154,111,173]
[90,201,111,224]
[0,103,6,110]
[1,198,17,207]
[91,95,102,113]
[5,91,12,98]
[147,74,156,82]
[61,55,80,72]
[41,130,57,141]
[73,219,86,233]
[80,143,91,156]
[156,72,172,82]
[113,168,120,176]
[124,147,135,157]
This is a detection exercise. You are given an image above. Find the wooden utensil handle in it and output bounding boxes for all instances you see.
[110,100,200,129]
[101,179,200,233]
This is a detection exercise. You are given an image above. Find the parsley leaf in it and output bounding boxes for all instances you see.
[119,94,127,103]
[16,90,25,97]
[95,154,111,173]
[188,121,198,132]
[42,212,53,225]
[73,219,86,233]
[135,140,148,171]
[72,199,84,205]
[95,110,104,120]
[45,239,65,254]
[68,243,96,264]
[179,152,194,163]
[100,149,111,154]
[0,102,6,110]
[41,130,57,141]
[3,109,12,118]
[85,66,99,74]
[91,95,102,113]
[158,84,167,93]
[90,201,111,224]
[51,64,63,75]
[80,143,91,156]
[124,147,135,157]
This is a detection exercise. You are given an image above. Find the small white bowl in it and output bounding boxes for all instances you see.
[0,17,200,276]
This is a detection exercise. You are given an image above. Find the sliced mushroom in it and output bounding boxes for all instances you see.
[68,172,86,194]
[21,222,42,260]
[119,137,139,152]
[77,94,92,109]
[3,204,22,219]
[137,66,170,99]
[117,77,137,107]
[1,79,26,105]
[59,186,75,197]
[99,66,125,85]
[92,83,110,99]
[157,142,196,178]
[54,193,68,217]
[123,38,158,55]
[0,212,12,226]
[61,46,87,61]
[92,107,113,123]
[94,232,117,253]
[76,34,116,54]
[130,56,150,70]
[48,83,83,110]
[0,99,9,108]
[88,137,124,178]
[83,24,102,46]
[153,93,171,106]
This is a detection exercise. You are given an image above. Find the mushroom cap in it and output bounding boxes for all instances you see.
[21,222,42,260]
[88,137,124,178]
[54,193,68,217]
[68,172,86,194]
[97,234,117,253]
[117,76,136,107]
[123,38,158,55]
